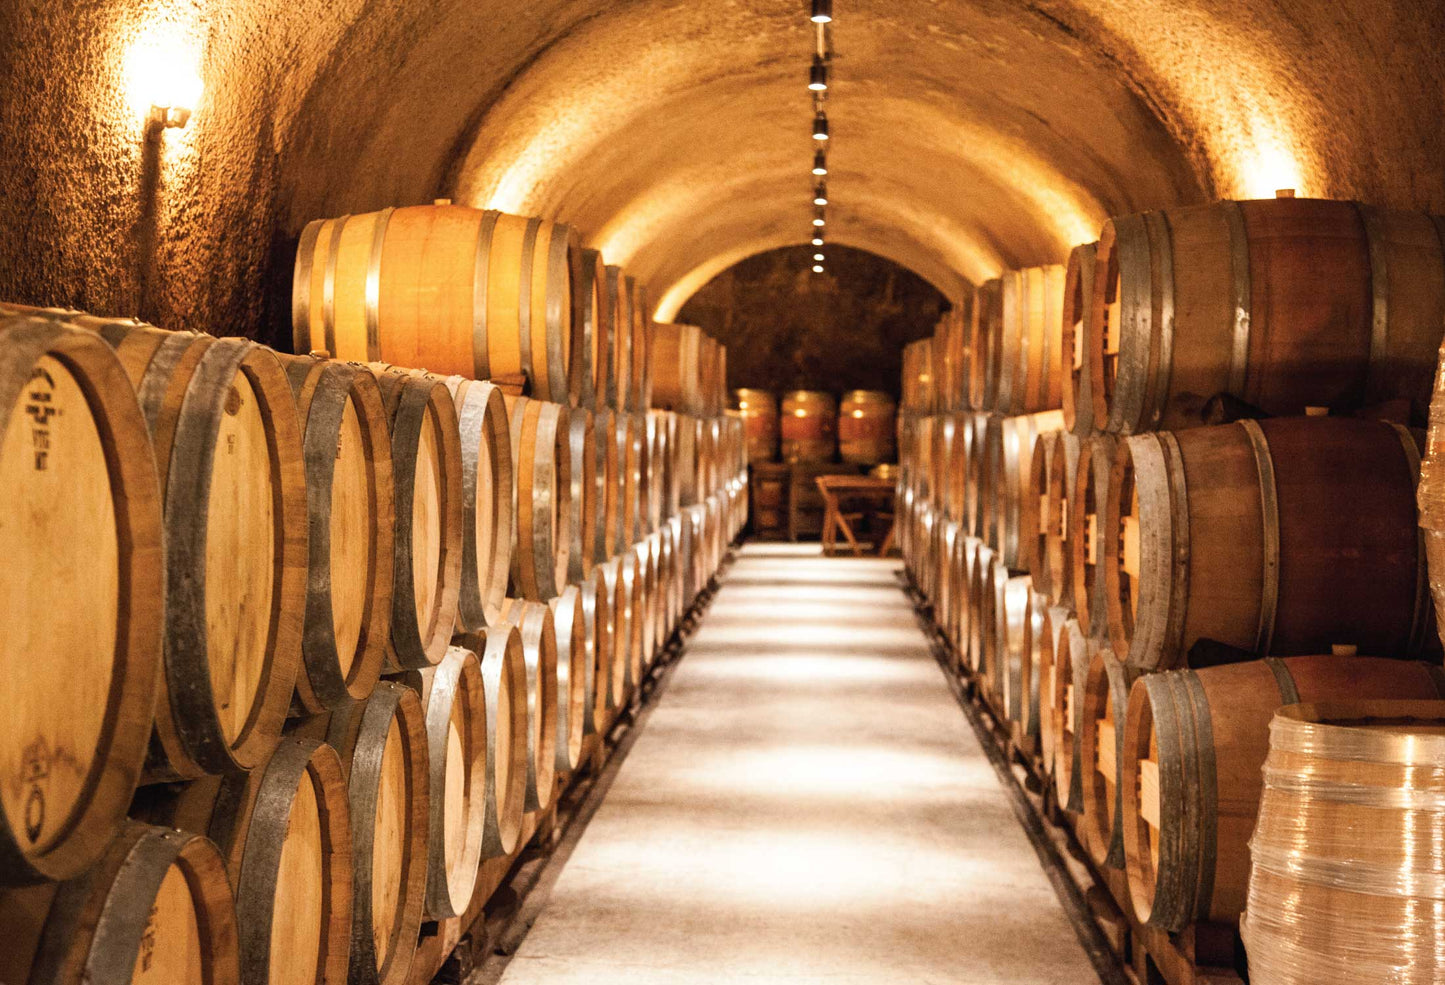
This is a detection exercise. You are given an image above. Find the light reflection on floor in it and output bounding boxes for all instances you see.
[498,544,1100,985]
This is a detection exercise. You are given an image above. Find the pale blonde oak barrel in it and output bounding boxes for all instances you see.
[1035,603,1073,781]
[1049,615,1094,812]
[496,599,560,811]
[1104,417,1433,673]
[1080,647,1137,868]
[647,411,673,530]
[696,332,723,418]
[980,410,1064,569]
[93,322,306,781]
[0,822,239,985]
[322,683,428,985]
[580,567,616,721]
[444,376,513,631]
[131,736,352,985]
[621,550,647,690]
[595,556,632,708]
[781,390,837,463]
[450,627,528,861]
[927,415,956,521]
[901,336,935,416]
[548,586,593,771]
[995,265,1066,416]
[629,281,652,412]
[392,645,487,920]
[1120,655,1445,932]
[370,366,464,671]
[1018,590,1050,742]
[575,248,611,410]
[292,205,583,404]
[604,265,633,411]
[591,406,621,560]
[651,322,705,415]
[503,395,572,600]
[1022,430,1057,590]
[278,354,394,713]
[1239,700,1445,985]
[0,317,164,884]
[838,390,896,465]
[1060,242,1099,436]
[962,412,990,537]
[733,388,779,463]
[968,278,1003,410]
[565,408,597,583]
[624,410,650,543]
[633,538,660,672]
[1044,432,1081,611]
[1067,433,1119,642]
[1089,198,1445,435]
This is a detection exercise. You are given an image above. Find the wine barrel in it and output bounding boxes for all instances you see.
[928,415,955,522]
[279,354,394,713]
[629,282,651,412]
[580,567,615,722]
[1080,647,1136,867]
[132,736,353,985]
[968,279,1002,411]
[646,412,667,533]
[838,390,896,465]
[995,265,1066,415]
[503,395,572,601]
[548,586,593,771]
[781,390,836,463]
[450,625,528,859]
[1018,590,1050,742]
[696,332,722,417]
[1105,417,1432,672]
[902,337,936,416]
[733,388,779,463]
[496,599,559,811]
[651,323,704,415]
[1035,602,1070,779]
[1089,198,1445,434]
[594,556,632,706]
[650,533,671,653]
[1239,700,1445,985]
[370,366,464,671]
[442,376,513,631]
[0,822,239,985]
[576,248,611,410]
[0,316,164,884]
[1122,655,1445,932]
[996,570,1035,723]
[962,412,989,537]
[1067,433,1119,641]
[565,410,597,583]
[622,550,648,688]
[981,410,1065,568]
[1061,242,1098,435]
[941,412,968,526]
[393,646,487,920]
[1044,432,1082,611]
[1048,614,1093,812]
[604,266,633,412]
[292,205,583,404]
[97,323,306,781]
[964,542,994,676]
[634,538,659,671]
[1021,430,1057,590]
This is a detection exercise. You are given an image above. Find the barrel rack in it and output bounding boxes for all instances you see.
[903,575,1246,985]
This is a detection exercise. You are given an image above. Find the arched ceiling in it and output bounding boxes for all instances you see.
[3,0,1443,337]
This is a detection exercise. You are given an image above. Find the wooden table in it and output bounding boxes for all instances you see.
[815,474,896,556]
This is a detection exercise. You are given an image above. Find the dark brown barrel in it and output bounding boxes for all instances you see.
[497,599,559,811]
[995,265,1066,416]
[1121,655,1445,931]
[576,248,611,410]
[393,645,486,920]
[450,625,528,860]
[0,821,240,985]
[838,390,897,465]
[566,409,597,583]
[1090,198,1445,434]
[548,585,592,770]
[1067,433,1119,641]
[1044,432,1081,611]
[132,736,353,985]
[444,377,512,631]
[1061,242,1098,435]
[100,324,306,782]
[1049,615,1093,813]
[280,354,394,713]
[503,395,572,601]
[0,316,164,884]
[781,390,837,463]
[968,279,1002,410]
[1080,647,1136,868]
[733,388,779,462]
[370,366,464,672]
[1105,417,1432,672]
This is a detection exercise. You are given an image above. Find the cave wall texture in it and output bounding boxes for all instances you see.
[1,0,1443,352]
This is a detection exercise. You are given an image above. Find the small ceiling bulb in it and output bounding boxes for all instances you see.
[812,113,829,141]
[813,182,828,206]
[811,0,833,24]
[809,56,829,92]
[812,150,828,176]
[812,264,825,273]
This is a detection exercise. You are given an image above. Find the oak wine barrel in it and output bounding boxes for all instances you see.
[625,411,651,542]
[496,599,559,811]
[981,410,1064,569]
[629,282,651,412]
[967,279,1001,410]
[547,586,592,772]
[565,409,597,582]
[651,323,705,415]
[1089,198,1445,434]
[1043,432,1081,611]
[1067,433,1119,641]
[0,822,239,985]
[604,266,633,411]
[1021,429,1057,591]
[1035,602,1071,780]
[441,376,512,632]
[575,248,610,410]
[634,538,659,672]
[838,390,896,465]
[503,395,572,600]
[595,556,633,706]
[995,265,1066,415]
[292,205,583,404]
[1080,647,1136,868]
[99,322,306,781]
[781,390,836,463]
[1048,615,1093,812]
[370,366,464,671]
[450,626,529,859]
[733,388,779,463]
[1017,590,1050,742]
[1121,655,1445,931]
[580,567,616,720]
[132,736,353,985]
[962,412,989,537]
[1105,416,1433,672]
[902,337,936,416]
[1061,242,1098,435]
[279,354,394,712]
[0,316,164,883]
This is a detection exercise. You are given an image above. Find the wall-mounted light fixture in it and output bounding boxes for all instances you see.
[812,150,828,176]
[125,32,204,129]
[812,113,829,141]
[809,56,829,92]
[811,0,833,24]
[813,183,828,206]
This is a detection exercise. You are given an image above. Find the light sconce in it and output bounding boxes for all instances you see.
[812,113,829,141]
[126,32,204,129]
[809,56,829,92]
[811,0,833,24]
[812,150,828,176]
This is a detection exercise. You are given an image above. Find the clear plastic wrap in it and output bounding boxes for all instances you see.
[1416,338,1445,651]
[1240,701,1445,985]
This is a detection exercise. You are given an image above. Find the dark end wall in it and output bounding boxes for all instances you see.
[677,245,947,401]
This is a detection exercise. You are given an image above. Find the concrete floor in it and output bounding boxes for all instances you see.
[497,543,1101,985]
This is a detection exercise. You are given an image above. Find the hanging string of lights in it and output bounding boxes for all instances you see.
[808,0,832,274]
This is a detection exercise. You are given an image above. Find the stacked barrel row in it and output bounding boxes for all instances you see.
[899,196,1445,982]
[0,207,746,985]
[731,388,897,466]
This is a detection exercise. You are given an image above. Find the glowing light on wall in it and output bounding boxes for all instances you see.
[124,27,204,127]
[1232,118,1308,199]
